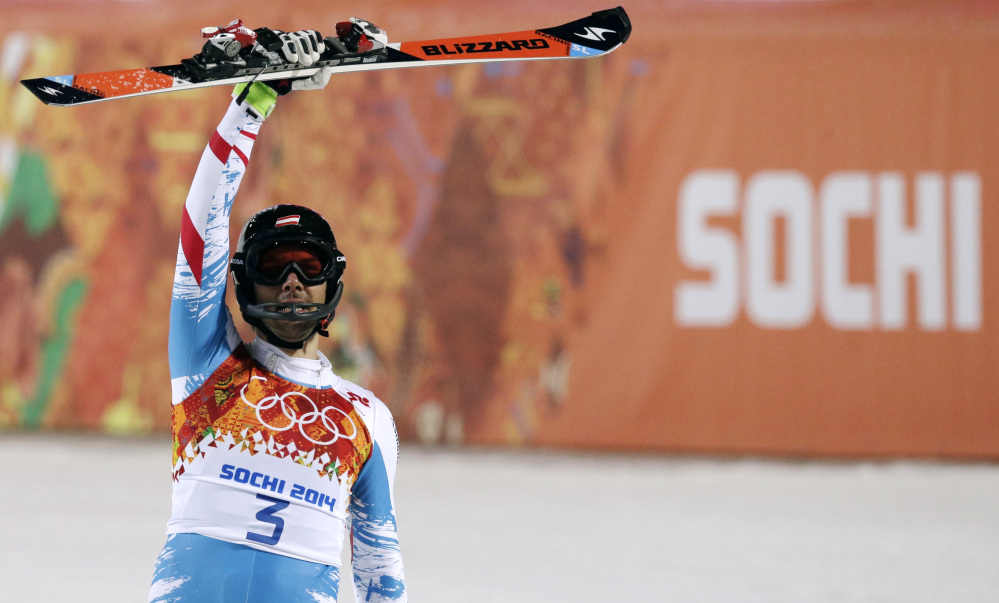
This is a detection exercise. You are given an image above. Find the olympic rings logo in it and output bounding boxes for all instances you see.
[239,376,358,446]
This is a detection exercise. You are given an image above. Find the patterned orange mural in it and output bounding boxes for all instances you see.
[2,1,998,458]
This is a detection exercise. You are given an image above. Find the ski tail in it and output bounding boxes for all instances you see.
[21,76,107,106]
[21,66,190,106]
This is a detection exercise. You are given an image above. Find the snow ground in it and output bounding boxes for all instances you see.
[1,434,997,603]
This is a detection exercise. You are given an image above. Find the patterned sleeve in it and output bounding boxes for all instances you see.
[168,99,264,405]
[350,400,408,602]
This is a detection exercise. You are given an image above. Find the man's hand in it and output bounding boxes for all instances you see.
[260,28,333,95]
[232,67,334,117]
[290,67,334,92]
[275,30,325,66]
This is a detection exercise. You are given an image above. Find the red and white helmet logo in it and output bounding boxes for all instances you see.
[274,215,301,227]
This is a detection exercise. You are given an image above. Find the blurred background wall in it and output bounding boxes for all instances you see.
[0,0,996,458]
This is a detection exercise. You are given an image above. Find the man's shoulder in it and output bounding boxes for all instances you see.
[334,376,384,405]
[333,377,391,417]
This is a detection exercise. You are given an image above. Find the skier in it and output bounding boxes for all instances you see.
[148,26,407,603]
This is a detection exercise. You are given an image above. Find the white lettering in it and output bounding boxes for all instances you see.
[674,170,982,332]
[674,170,739,326]
[820,173,874,330]
[876,173,946,330]
[951,173,982,331]
[744,171,814,328]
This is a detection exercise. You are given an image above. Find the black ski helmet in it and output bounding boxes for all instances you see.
[230,204,346,349]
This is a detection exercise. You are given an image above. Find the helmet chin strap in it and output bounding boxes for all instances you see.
[237,282,344,351]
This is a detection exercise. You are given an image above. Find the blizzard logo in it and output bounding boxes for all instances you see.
[274,215,300,227]
[421,39,549,56]
[575,27,616,42]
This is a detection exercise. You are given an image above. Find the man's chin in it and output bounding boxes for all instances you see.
[261,317,318,344]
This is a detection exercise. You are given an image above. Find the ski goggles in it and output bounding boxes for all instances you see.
[246,241,343,287]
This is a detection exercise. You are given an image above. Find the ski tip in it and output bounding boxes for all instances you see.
[586,6,631,46]
[597,7,631,44]
[539,6,633,56]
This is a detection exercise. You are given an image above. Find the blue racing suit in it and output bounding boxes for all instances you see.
[148,97,407,603]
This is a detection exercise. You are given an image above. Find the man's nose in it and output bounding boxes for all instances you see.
[282,269,304,291]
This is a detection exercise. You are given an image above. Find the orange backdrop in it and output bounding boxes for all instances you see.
[0,0,996,458]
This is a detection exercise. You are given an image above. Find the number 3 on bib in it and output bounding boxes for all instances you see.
[246,493,290,545]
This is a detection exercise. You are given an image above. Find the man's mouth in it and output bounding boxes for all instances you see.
[267,299,317,314]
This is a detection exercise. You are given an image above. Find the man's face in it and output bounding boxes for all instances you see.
[252,244,329,344]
